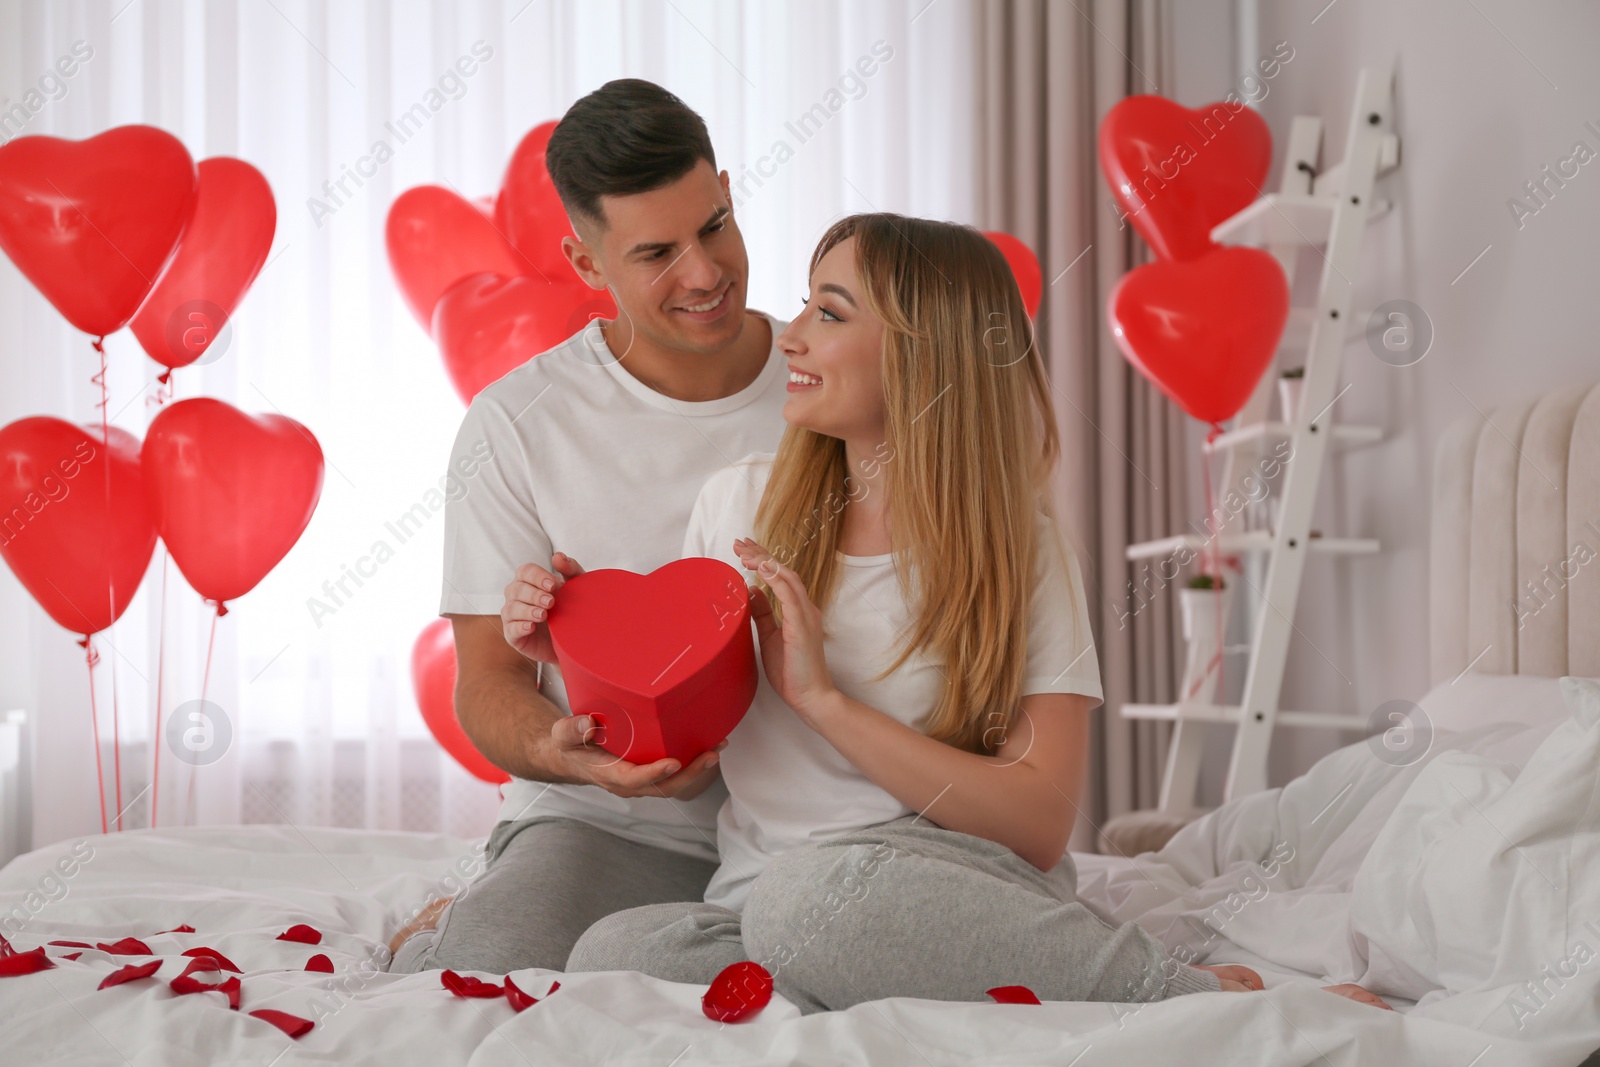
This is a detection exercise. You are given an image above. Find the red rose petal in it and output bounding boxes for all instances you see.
[0,931,14,956]
[176,955,242,983]
[504,975,536,1012]
[170,973,241,1010]
[181,947,242,973]
[0,947,54,977]
[48,940,93,948]
[547,980,560,994]
[63,952,83,961]
[304,954,333,973]
[275,924,322,945]
[986,984,1042,1005]
[97,937,154,956]
[702,961,772,1023]
[441,969,504,998]
[156,924,196,934]
[99,959,163,989]
[249,1009,314,1038]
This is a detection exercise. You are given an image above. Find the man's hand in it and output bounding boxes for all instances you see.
[551,713,727,800]
[502,552,585,663]
[1321,983,1393,1010]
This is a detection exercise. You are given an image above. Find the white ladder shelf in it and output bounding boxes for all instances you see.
[1122,70,1401,809]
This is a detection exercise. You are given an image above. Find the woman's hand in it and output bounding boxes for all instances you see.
[733,538,839,720]
[1196,964,1263,993]
[501,552,584,663]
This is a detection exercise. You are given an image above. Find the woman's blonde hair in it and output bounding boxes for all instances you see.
[756,213,1067,755]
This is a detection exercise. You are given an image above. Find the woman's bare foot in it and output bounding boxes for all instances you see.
[1196,964,1263,992]
[388,895,453,955]
[1321,983,1393,1010]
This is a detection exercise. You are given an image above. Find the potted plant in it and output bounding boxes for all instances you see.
[1179,573,1232,705]
[1278,366,1305,425]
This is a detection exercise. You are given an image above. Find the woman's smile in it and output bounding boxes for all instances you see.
[787,365,823,391]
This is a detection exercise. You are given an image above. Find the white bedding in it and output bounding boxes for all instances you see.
[3,679,1598,1066]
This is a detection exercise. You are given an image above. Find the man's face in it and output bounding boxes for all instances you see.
[567,159,750,356]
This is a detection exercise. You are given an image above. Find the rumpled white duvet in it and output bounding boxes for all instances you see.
[2,677,1597,1066]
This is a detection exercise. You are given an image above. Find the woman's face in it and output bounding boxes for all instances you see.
[775,237,886,443]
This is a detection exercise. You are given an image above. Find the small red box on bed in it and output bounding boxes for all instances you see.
[546,558,758,766]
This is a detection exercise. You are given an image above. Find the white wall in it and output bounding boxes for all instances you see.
[1176,0,1600,795]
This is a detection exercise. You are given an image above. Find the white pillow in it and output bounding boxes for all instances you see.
[1351,677,1600,1014]
[1414,672,1575,735]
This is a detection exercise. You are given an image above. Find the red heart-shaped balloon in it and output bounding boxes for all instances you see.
[0,125,197,336]
[142,398,324,605]
[495,121,577,283]
[982,231,1042,318]
[130,157,277,371]
[0,418,157,635]
[412,618,510,784]
[547,559,757,766]
[1107,245,1289,425]
[385,185,530,333]
[432,272,616,403]
[1099,96,1271,262]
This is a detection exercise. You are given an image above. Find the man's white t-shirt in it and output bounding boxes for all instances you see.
[440,313,789,863]
[683,453,1105,912]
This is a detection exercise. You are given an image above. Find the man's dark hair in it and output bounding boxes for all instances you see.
[546,79,716,229]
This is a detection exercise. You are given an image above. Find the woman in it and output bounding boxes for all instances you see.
[545,214,1388,1014]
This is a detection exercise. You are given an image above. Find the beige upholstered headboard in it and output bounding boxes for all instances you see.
[1431,382,1600,684]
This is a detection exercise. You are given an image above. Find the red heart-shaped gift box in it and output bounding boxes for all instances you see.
[546,558,758,766]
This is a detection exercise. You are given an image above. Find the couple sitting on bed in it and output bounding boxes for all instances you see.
[389,78,1387,1014]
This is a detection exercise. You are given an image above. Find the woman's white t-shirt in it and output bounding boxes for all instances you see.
[683,453,1104,912]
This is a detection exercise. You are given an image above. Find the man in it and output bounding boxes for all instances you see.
[389,79,788,974]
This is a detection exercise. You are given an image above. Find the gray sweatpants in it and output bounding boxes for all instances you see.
[567,815,1220,1013]
[389,815,716,974]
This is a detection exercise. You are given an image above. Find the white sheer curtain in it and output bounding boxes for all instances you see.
[0,0,985,849]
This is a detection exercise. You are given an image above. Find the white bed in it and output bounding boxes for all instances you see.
[3,383,1598,1066]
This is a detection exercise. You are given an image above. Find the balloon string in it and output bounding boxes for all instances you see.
[186,603,222,825]
[1185,424,1227,705]
[1190,426,1247,706]
[110,639,122,831]
[200,604,219,715]
[92,335,123,830]
[151,549,168,830]
[83,637,109,835]
[90,339,111,620]
[146,372,174,408]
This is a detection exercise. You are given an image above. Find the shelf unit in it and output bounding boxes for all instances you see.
[1124,70,1401,809]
